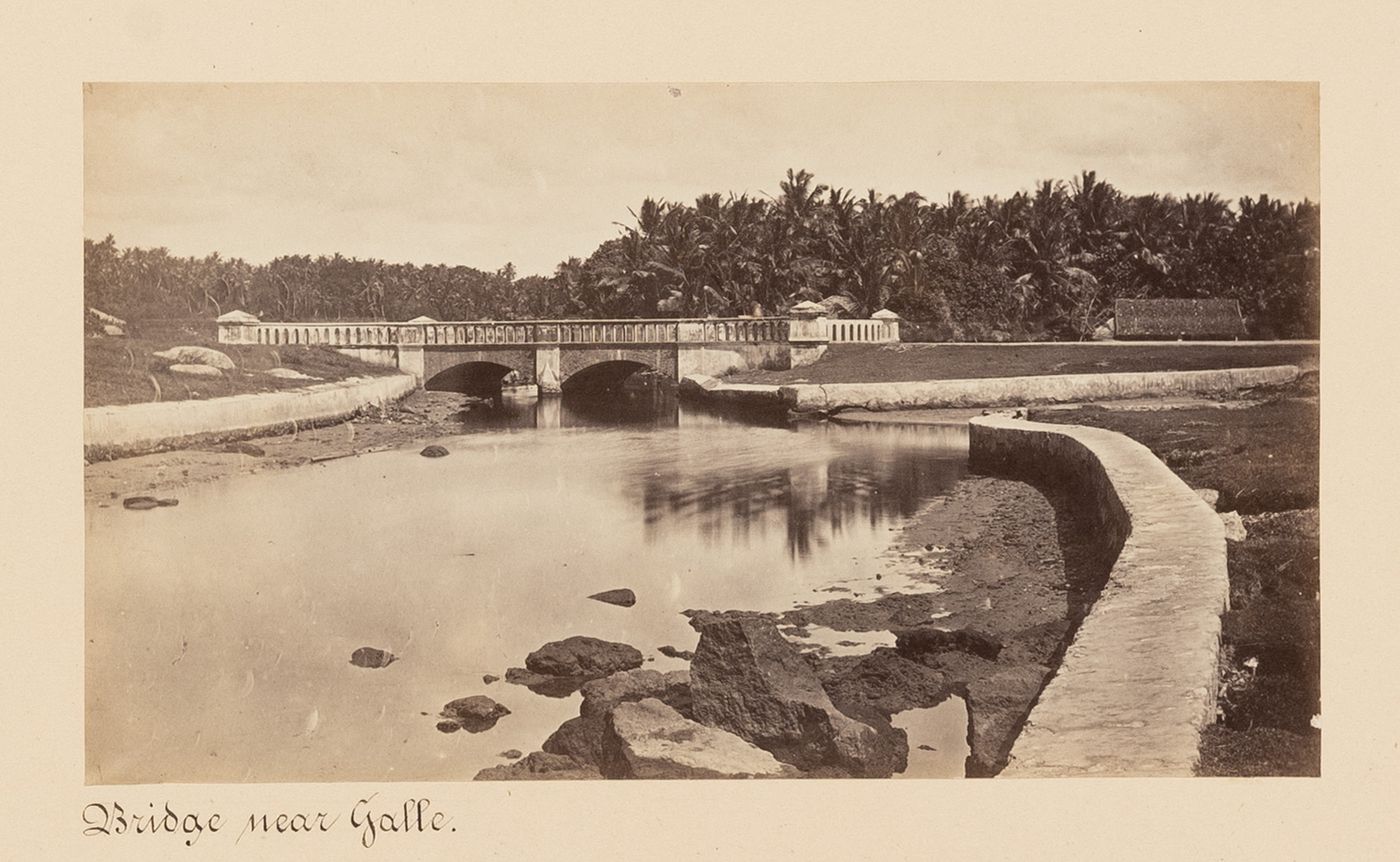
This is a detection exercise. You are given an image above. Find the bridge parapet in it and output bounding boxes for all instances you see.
[219,315,798,348]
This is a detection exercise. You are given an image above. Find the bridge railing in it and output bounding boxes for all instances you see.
[827,318,891,344]
[218,311,898,348]
[224,316,796,347]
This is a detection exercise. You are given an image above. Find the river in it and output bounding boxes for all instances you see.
[85,392,972,783]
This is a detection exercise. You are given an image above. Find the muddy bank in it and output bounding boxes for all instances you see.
[781,474,1106,776]
[84,390,485,506]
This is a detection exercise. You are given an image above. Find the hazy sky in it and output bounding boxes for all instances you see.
[85,82,1319,276]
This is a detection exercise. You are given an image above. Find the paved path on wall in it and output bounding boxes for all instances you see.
[971,416,1230,776]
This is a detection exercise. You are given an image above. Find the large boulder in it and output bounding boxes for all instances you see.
[542,669,691,766]
[153,345,236,371]
[525,636,644,680]
[580,669,691,719]
[687,612,892,776]
[599,699,795,779]
[169,363,223,377]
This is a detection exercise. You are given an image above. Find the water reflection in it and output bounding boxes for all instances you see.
[454,391,967,559]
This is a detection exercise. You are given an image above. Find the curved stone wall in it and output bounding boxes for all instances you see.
[969,415,1229,776]
[84,374,418,459]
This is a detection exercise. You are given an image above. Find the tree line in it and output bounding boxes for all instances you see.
[84,169,1320,339]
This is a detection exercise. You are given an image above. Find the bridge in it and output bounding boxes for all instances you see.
[216,303,901,397]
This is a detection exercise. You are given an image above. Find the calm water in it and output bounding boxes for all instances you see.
[86,394,970,783]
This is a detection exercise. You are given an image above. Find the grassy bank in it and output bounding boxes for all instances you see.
[1031,375,1320,776]
[85,323,398,408]
[726,342,1318,385]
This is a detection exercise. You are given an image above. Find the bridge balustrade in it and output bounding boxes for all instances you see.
[224,313,900,350]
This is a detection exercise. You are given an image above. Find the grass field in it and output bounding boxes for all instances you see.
[85,327,398,408]
[726,341,1318,385]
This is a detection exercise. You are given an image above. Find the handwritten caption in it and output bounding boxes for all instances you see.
[81,794,453,849]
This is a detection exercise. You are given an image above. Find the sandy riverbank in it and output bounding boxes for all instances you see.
[83,390,484,507]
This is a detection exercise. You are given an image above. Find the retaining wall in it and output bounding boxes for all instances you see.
[780,365,1299,414]
[84,374,418,459]
[970,415,1229,777]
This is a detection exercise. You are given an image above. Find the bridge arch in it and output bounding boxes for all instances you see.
[561,358,672,396]
[423,360,525,398]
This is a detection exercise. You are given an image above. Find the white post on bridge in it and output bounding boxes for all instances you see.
[787,300,830,367]
[871,308,902,343]
[215,310,260,344]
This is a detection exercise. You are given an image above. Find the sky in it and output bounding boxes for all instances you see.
[84,82,1320,277]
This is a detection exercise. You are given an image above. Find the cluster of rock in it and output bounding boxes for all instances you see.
[477,612,909,780]
[147,343,313,381]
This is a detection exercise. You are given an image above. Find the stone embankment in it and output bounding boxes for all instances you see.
[969,415,1230,776]
[683,365,1300,415]
[84,373,418,459]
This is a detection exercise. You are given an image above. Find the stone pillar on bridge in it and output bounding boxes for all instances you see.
[535,346,562,395]
[872,308,902,342]
[535,323,562,395]
[787,301,830,367]
[216,310,260,345]
[397,325,426,383]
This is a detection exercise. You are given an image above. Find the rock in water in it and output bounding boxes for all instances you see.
[499,749,523,760]
[504,667,588,698]
[349,646,398,669]
[524,636,644,680]
[153,345,237,371]
[542,669,692,766]
[440,695,511,732]
[420,445,449,458]
[122,496,161,510]
[892,625,1003,661]
[599,698,795,779]
[482,674,500,685]
[658,645,695,661]
[688,612,891,776]
[588,588,637,607]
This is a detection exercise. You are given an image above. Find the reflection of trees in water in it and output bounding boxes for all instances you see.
[640,452,965,558]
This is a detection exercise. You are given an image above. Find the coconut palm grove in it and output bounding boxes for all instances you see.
[84,169,1319,340]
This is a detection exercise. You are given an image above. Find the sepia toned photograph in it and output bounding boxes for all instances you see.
[82,81,1320,785]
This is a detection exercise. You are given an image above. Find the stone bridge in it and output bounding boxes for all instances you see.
[217,305,900,397]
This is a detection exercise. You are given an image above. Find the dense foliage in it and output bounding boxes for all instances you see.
[85,169,1320,339]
